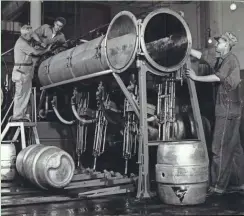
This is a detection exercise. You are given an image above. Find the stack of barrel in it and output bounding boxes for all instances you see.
[16,144,75,190]
[155,140,209,205]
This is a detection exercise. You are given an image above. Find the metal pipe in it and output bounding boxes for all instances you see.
[40,69,112,90]
[162,81,168,141]
[101,118,107,154]
[38,95,49,119]
[37,90,46,117]
[51,96,75,125]
[84,126,88,152]
[71,96,96,124]
[1,48,14,57]
[2,100,14,125]
[113,73,140,118]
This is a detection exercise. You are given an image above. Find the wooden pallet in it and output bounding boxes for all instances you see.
[1,172,137,208]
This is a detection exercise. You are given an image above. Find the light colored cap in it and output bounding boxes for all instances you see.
[214,31,238,48]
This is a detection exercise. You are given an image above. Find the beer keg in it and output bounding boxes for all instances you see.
[155,140,208,205]
[16,144,75,189]
[1,143,16,180]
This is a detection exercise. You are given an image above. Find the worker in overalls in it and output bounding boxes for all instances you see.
[186,32,244,195]
[11,25,51,121]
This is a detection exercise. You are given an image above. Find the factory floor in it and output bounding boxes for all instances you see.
[2,192,244,216]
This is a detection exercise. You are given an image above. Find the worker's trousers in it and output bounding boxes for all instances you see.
[240,107,244,150]
[210,116,244,191]
[12,78,32,120]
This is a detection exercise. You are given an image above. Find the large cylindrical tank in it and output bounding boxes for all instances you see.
[1,143,16,180]
[38,35,108,87]
[105,8,192,74]
[140,8,192,73]
[155,140,208,205]
[16,144,75,190]
[38,9,192,89]
[38,12,139,88]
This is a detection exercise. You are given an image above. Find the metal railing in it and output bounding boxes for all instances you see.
[1,47,14,57]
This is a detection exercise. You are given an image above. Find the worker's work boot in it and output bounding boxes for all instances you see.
[206,186,225,197]
[10,116,31,122]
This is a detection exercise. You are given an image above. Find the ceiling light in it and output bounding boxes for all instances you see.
[230,2,237,11]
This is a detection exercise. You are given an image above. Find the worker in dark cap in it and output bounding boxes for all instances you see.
[186,31,244,195]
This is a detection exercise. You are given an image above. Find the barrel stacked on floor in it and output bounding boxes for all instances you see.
[16,144,75,190]
[1,143,16,180]
[155,140,208,205]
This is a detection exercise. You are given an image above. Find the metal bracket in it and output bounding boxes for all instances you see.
[67,48,76,78]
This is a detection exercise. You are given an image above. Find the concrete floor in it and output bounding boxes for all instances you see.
[2,192,244,216]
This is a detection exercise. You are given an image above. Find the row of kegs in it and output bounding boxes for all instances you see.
[1,143,75,190]
[1,141,209,205]
[1,121,210,206]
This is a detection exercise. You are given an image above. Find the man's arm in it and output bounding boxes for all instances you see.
[191,48,216,70]
[20,41,51,57]
[32,32,42,43]
[191,49,202,60]
[31,46,51,56]
[33,25,49,48]
[59,33,66,44]
[186,68,220,82]
[56,34,68,48]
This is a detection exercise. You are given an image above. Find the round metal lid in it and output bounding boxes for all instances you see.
[104,11,139,73]
[140,8,192,73]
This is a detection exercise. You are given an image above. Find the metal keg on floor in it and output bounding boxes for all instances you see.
[1,142,17,181]
[16,144,75,190]
[155,140,208,205]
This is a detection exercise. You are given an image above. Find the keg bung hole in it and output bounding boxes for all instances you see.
[162,172,165,177]
[144,13,188,69]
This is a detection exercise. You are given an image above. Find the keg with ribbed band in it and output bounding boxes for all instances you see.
[16,144,75,190]
[155,140,209,205]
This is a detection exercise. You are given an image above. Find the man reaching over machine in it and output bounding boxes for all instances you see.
[11,25,51,122]
[32,17,67,49]
[186,31,244,195]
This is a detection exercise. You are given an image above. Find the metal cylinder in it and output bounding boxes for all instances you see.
[38,9,192,88]
[155,140,208,205]
[140,8,192,73]
[104,11,139,73]
[1,143,16,181]
[16,144,75,190]
[38,36,108,87]
[38,11,139,88]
